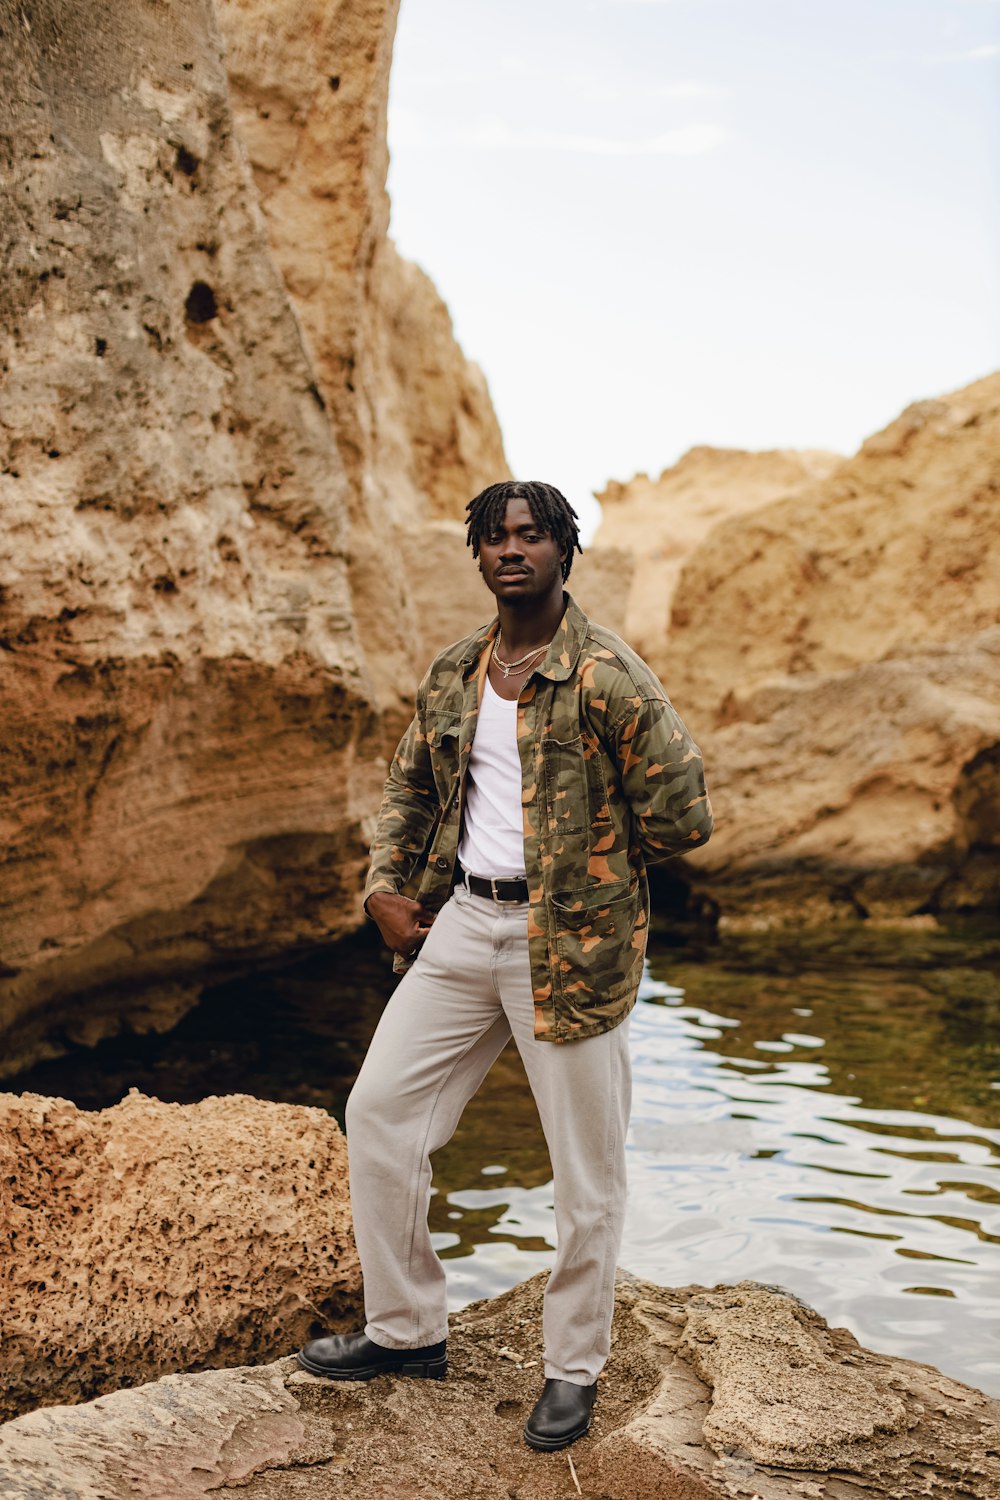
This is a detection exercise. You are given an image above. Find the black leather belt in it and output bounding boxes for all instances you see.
[457,864,529,903]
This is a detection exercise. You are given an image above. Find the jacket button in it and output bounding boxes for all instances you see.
[435,856,449,871]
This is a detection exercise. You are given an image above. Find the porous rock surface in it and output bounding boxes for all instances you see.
[686,628,1000,923]
[0,1090,359,1422]
[1,1273,996,1500]
[216,0,510,728]
[594,446,841,678]
[663,375,1000,923]
[0,0,508,1073]
[669,375,1000,725]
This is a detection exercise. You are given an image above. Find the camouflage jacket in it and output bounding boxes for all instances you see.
[364,594,713,1042]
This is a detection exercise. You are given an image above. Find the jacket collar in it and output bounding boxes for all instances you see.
[459,593,589,683]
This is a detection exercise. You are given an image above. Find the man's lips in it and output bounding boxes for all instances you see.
[496,567,529,578]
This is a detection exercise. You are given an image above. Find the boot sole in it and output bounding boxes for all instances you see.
[296,1350,448,1382]
[522,1416,592,1452]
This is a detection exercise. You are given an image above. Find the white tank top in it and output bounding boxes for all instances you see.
[456,676,526,877]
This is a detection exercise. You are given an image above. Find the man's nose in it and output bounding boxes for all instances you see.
[499,537,524,558]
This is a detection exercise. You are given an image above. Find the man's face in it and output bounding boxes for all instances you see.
[478,497,566,604]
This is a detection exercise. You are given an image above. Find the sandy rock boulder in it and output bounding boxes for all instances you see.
[662,375,1000,922]
[685,629,1000,921]
[0,0,381,1070]
[217,0,508,525]
[0,0,512,1071]
[0,1090,359,1422]
[372,247,510,524]
[669,374,1000,729]
[1,1273,995,1499]
[594,446,840,677]
[217,0,510,726]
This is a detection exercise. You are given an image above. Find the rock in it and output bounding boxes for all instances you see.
[0,1090,359,1422]
[216,0,511,726]
[654,374,1000,922]
[370,245,511,526]
[0,0,510,1073]
[217,0,508,523]
[0,0,371,1069]
[564,542,639,647]
[594,447,841,677]
[1,1273,995,1499]
[0,1364,307,1500]
[668,374,1000,730]
[684,629,1000,922]
[676,1283,908,1467]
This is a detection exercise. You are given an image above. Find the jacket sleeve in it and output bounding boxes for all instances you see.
[363,682,442,906]
[609,692,713,864]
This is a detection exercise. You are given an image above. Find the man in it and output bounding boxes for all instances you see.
[298,480,712,1451]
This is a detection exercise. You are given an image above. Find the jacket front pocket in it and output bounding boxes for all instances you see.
[543,734,608,837]
[550,884,642,1005]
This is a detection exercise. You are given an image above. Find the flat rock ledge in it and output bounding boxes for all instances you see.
[1,1275,996,1500]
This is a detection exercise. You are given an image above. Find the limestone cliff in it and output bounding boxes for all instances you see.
[216,0,510,723]
[594,446,840,677]
[669,377,1000,724]
[666,375,1000,922]
[686,629,1000,922]
[0,0,510,1073]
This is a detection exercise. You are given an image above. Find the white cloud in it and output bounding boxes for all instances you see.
[388,106,431,149]
[931,41,1000,60]
[659,79,730,101]
[469,119,727,156]
[390,112,728,157]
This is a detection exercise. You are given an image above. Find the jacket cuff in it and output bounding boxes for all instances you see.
[363,881,399,918]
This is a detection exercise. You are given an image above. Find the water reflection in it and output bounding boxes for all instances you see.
[619,969,1000,1394]
[429,932,1000,1395]
[4,922,999,1395]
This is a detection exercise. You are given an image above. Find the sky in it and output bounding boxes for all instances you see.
[386,0,1000,537]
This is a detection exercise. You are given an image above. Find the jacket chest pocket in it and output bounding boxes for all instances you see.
[542,733,610,837]
[426,714,461,803]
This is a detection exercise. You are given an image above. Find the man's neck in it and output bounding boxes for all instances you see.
[496,589,567,654]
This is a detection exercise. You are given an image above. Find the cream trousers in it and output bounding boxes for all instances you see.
[345,881,632,1386]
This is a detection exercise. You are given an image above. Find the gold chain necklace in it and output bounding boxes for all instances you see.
[491,638,547,680]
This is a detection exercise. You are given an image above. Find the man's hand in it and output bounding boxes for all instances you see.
[365,891,436,959]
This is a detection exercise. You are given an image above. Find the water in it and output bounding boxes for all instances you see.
[7,921,999,1396]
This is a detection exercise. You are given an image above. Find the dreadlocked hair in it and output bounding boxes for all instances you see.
[465,480,583,581]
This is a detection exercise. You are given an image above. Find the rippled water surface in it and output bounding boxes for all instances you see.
[9,920,1000,1395]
